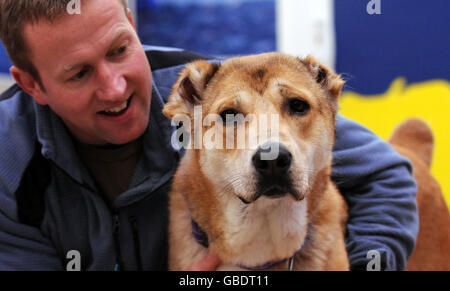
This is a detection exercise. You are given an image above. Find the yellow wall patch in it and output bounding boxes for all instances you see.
[339,78,450,206]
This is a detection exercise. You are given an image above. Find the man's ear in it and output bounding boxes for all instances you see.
[301,55,345,99]
[163,60,220,120]
[10,66,47,105]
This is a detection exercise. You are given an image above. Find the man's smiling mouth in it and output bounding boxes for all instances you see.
[98,94,133,116]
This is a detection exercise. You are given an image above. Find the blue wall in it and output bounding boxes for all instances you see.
[137,0,276,56]
[0,42,12,74]
[335,0,450,94]
[1,0,448,96]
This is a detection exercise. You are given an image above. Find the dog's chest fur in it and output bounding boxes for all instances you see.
[219,194,309,267]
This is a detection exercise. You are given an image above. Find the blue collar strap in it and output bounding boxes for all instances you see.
[191,219,209,248]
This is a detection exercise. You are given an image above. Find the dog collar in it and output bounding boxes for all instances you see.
[191,220,209,248]
[191,219,297,270]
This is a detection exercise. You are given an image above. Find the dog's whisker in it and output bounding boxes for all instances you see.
[218,173,257,201]
[219,175,243,193]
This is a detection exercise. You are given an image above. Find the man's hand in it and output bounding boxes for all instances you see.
[188,252,221,271]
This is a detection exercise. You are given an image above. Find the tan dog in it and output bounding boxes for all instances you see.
[163,53,348,270]
[163,53,450,270]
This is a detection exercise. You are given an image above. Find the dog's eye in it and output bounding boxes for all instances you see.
[220,109,240,124]
[289,99,310,115]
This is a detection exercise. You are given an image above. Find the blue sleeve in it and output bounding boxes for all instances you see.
[0,192,63,270]
[0,189,63,270]
[0,93,63,270]
[332,115,419,271]
[0,175,63,271]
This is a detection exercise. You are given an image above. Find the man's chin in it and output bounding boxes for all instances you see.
[104,114,150,145]
[106,128,147,146]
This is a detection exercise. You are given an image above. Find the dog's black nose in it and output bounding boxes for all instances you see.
[252,143,292,178]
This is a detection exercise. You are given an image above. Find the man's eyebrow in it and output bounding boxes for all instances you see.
[107,29,128,51]
[63,63,84,73]
[61,29,129,74]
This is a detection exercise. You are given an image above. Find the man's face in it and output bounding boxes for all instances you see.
[23,0,152,145]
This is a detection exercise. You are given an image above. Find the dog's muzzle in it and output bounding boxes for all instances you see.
[252,142,292,179]
[250,142,303,201]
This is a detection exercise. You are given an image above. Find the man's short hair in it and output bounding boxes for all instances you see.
[0,0,129,89]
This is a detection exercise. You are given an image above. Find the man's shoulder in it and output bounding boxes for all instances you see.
[0,87,52,228]
[0,83,22,102]
[0,84,36,134]
[0,86,38,192]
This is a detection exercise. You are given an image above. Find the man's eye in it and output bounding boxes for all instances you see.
[113,45,127,56]
[70,68,88,81]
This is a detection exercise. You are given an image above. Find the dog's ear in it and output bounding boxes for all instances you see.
[301,55,345,99]
[163,60,220,119]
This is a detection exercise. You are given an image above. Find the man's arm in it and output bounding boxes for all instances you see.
[0,191,63,270]
[332,115,419,271]
[0,117,62,270]
[0,138,61,270]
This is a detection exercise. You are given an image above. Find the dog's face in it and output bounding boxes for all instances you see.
[164,53,344,266]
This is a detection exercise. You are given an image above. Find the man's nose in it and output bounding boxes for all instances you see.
[252,142,292,178]
[95,62,126,101]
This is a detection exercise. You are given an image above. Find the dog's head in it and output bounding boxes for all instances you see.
[164,53,344,266]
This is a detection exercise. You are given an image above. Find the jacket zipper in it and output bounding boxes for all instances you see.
[47,157,126,270]
[113,213,125,271]
[46,157,173,271]
[129,215,143,271]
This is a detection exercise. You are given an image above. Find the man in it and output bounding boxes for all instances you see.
[0,0,418,270]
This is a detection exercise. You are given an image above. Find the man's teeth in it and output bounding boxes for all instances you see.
[104,101,127,113]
